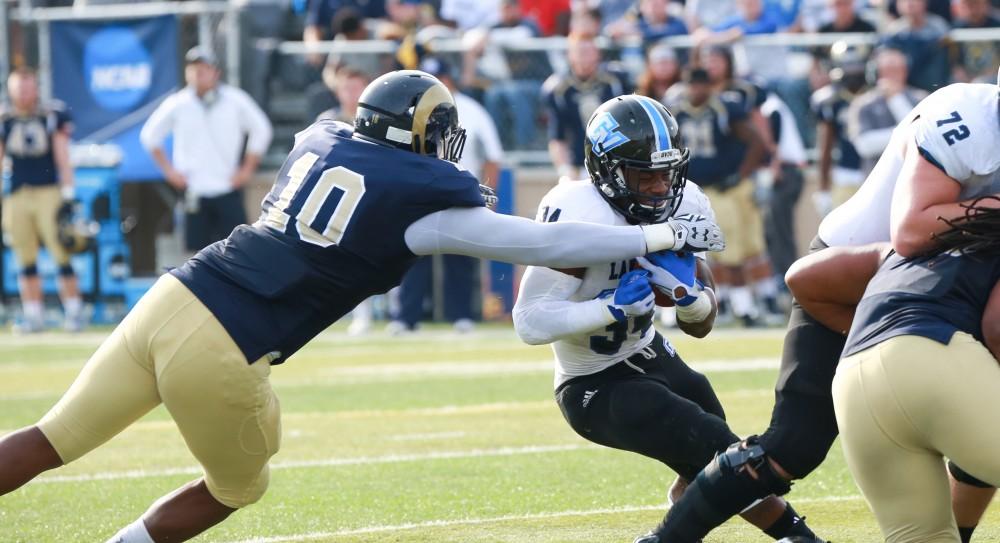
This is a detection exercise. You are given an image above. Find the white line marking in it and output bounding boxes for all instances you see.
[36,444,594,484]
[388,431,466,441]
[223,495,864,543]
[272,357,779,387]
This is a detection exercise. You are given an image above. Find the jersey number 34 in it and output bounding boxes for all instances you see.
[265,152,367,247]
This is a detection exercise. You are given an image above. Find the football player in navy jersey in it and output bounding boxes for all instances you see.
[0,70,724,543]
[788,198,1000,543]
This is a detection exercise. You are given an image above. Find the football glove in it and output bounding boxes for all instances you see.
[666,214,725,253]
[637,251,699,306]
[605,269,655,322]
[480,184,498,210]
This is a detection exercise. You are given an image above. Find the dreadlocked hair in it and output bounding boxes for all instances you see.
[930,196,1000,257]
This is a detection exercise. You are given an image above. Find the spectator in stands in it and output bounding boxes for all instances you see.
[474,0,546,150]
[0,67,84,333]
[303,0,388,66]
[694,2,787,83]
[542,32,628,180]
[576,0,634,33]
[391,58,504,334]
[760,91,807,289]
[440,0,501,30]
[685,0,737,30]
[317,66,370,123]
[819,0,876,32]
[847,47,926,175]
[697,0,783,42]
[882,0,951,92]
[607,0,688,45]
[667,68,769,326]
[811,42,870,217]
[568,4,602,35]
[953,0,1000,83]
[521,0,571,36]
[636,42,682,101]
[140,47,273,256]
[887,0,952,23]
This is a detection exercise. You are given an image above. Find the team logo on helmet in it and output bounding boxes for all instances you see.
[587,112,630,157]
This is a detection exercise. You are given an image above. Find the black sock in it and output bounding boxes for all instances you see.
[959,525,976,543]
[763,503,815,540]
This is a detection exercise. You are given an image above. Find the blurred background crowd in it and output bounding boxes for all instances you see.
[0,0,998,334]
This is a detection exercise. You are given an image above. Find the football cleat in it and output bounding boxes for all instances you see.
[777,538,830,543]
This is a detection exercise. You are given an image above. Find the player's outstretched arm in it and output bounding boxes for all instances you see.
[513,267,654,345]
[784,243,890,334]
[404,207,724,267]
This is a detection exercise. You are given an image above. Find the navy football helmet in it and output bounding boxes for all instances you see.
[584,95,690,224]
[354,70,467,163]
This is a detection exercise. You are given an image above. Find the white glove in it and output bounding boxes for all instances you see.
[641,214,725,253]
[812,190,833,218]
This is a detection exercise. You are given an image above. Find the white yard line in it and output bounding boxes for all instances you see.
[36,444,595,484]
[223,494,864,543]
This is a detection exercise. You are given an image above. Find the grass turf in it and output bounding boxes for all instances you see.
[0,324,997,542]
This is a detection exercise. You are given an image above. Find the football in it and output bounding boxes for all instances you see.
[630,260,676,307]
[654,288,675,307]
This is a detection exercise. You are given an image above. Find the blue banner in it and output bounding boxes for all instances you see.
[51,15,179,180]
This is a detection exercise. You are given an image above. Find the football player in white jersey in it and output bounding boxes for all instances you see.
[513,95,824,543]
[651,77,1000,543]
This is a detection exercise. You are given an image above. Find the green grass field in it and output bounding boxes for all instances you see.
[1,324,998,542]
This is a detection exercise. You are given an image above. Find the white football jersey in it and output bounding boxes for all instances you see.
[819,83,1000,247]
[532,180,716,386]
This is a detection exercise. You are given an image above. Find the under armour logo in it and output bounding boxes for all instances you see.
[582,389,598,408]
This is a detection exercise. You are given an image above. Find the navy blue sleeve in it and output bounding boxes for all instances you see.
[419,165,485,210]
[722,96,748,125]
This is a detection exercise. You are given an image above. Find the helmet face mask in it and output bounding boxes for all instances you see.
[585,96,690,224]
[354,70,466,163]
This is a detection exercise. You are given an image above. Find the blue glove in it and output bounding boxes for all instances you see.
[636,251,699,306]
[606,269,655,322]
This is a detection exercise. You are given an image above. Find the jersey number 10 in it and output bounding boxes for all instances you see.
[265,152,367,247]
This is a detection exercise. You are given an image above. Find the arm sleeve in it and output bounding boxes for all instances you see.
[512,266,616,345]
[140,96,178,151]
[237,90,274,155]
[403,206,648,266]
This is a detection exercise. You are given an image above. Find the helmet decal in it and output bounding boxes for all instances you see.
[587,111,630,157]
[635,95,672,152]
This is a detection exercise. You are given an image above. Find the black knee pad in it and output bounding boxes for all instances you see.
[714,437,793,497]
[20,264,38,277]
[654,437,792,543]
[948,460,994,489]
[58,264,75,277]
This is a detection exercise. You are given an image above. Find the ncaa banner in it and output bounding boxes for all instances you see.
[51,15,179,180]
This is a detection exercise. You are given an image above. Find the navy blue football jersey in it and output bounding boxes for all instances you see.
[171,120,485,364]
[0,101,72,192]
[670,95,748,187]
[810,84,862,172]
[844,251,1000,357]
[719,79,766,115]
